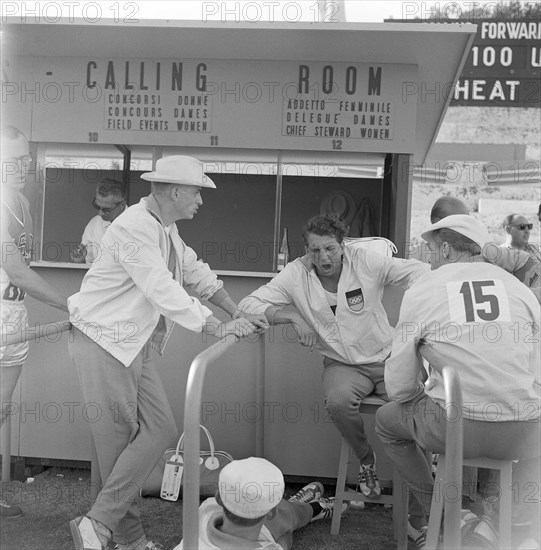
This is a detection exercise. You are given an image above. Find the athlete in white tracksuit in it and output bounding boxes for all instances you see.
[375,215,540,535]
[239,215,428,497]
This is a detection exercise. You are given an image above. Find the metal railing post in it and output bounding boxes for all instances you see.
[182,333,266,550]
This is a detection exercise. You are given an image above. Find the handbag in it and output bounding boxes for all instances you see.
[140,424,233,501]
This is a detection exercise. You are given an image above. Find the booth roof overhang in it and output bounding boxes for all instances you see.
[2,18,476,164]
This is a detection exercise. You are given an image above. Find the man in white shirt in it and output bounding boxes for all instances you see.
[68,156,267,550]
[70,178,127,263]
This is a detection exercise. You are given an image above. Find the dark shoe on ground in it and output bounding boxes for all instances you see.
[289,481,324,504]
[310,497,348,522]
[69,516,109,550]
[408,523,427,549]
[0,500,23,518]
[114,542,163,550]
[358,462,382,498]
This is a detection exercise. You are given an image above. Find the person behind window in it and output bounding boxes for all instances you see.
[70,179,127,263]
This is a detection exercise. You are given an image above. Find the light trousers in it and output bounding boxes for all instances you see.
[322,357,387,465]
[69,327,177,545]
[375,394,541,523]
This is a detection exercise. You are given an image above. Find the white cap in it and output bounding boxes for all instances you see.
[140,155,215,188]
[421,214,490,248]
[219,458,285,519]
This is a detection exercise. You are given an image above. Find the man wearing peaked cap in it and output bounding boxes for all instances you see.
[174,457,348,549]
[375,213,540,547]
[68,155,268,550]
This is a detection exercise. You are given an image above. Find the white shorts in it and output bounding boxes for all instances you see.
[1,301,29,367]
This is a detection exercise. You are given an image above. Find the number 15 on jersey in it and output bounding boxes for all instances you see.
[447,279,511,324]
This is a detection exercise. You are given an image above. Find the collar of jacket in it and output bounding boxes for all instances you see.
[141,193,167,226]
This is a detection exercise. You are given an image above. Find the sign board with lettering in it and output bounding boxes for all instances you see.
[7,56,418,153]
[390,19,540,107]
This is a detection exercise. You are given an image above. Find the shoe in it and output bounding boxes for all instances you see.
[69,516,108,550]
[0,500,23,518]
[310,497,348,522]
[358,462,382,498]
[407,523,427,549]
[289,482,324,504]
[113,539,163,550]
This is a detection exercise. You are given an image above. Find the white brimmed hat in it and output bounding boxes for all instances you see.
[219,457,284,519]
[140,155,216,188]
[421,214,490,248]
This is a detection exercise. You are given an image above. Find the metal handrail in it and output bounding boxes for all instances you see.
[2,320,72,347]
[182,333,265,550]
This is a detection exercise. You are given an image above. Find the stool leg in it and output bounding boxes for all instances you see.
[331,438,350,535]
[426,456,446,550]
[392,468,408,550]
[497,463,512,550]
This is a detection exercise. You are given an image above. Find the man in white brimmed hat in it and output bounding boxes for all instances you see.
[174,457,347,549]
[376,215,540,548]
[68,155,268,550]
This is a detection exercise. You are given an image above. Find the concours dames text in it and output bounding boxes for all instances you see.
[86,60,389,140]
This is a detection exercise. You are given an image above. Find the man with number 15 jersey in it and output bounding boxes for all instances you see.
[375,215,540,543]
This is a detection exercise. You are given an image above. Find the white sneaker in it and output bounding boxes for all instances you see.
[407,523,427,549]
[288,482,324,503]
[69,516,108,550]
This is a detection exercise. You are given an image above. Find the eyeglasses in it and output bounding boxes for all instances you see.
[92,198,125,214]
[509,223,533,231]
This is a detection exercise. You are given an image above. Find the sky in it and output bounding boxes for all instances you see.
[2,1,522,24]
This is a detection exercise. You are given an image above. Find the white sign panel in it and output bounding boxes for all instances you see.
[6,57,418,153]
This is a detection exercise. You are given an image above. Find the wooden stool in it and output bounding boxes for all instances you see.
[426,455,513,550]
[331,396,408,550]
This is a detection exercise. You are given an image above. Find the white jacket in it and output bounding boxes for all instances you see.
[69,195,221,366]
[239,244,428,365]
[174,498,280,549]
[386,260,540,421]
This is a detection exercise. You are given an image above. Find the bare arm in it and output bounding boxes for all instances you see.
[2,243,68,312]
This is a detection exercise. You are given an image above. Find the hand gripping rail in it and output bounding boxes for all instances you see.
[182,333,265,550]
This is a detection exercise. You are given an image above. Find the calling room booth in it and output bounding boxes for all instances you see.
[2,19,476,482]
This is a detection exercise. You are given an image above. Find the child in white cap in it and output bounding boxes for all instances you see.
[174,457,347,549]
